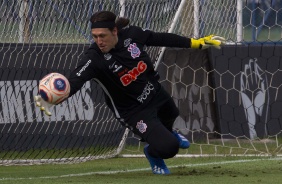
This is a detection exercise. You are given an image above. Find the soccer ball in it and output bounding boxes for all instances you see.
[39,73,70,104]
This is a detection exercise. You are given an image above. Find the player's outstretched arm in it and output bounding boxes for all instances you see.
[191,35,226,49]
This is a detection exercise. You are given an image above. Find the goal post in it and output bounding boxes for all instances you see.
[155,0,245,69]
[237,0,243,43]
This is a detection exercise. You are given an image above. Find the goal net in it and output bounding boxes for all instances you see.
[1,0,282,165]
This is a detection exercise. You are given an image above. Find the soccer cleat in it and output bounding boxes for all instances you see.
[172,131,190,149]
[144,145,171,175]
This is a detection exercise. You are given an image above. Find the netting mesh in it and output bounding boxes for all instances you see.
[0,0,180,43]
[169,0,282,42]
[0,42,129,165]
[0,0,182,165]
[1,0,282,165]
[125,46,282,157]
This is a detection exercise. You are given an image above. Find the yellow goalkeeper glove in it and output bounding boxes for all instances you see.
[191,35,226,49]
[34,95,53,116]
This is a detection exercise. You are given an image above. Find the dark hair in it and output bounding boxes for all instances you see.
[90,11,130,31]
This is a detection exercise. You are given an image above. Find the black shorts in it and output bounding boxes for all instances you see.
[124,86,179,141]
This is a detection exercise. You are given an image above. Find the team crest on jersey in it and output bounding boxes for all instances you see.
[127,43,140,59]
[124,38,132,47]
[136,120,147,133]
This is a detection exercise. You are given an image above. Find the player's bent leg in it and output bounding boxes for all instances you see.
[145,124,179,159]
[172,131,190,149]
[144,144,170,175]
[143,124,179,174]
[157,98,179,132]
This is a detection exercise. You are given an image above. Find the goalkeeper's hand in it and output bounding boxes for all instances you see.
[34,95,53,116]
[191,35,226,49]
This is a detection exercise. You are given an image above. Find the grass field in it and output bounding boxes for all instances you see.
[1,156,282,184]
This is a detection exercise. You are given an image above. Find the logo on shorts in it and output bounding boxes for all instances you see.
[136,120,147,133]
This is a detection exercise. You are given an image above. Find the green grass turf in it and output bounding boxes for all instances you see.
[0,156,282,184]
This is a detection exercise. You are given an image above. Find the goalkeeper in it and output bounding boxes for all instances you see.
[35,11,225,175]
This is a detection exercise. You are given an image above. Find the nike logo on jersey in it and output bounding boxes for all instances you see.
[109,61,116,70]
[109,61,122,73]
